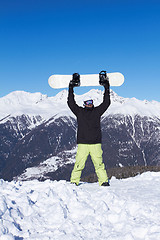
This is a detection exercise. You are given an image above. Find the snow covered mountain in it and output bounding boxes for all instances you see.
[0,90,160,181]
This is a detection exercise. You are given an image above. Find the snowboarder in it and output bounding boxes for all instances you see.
[67,73,111,186]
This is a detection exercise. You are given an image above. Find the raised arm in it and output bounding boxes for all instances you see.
[67,83,79,116]
[97,77,111,116]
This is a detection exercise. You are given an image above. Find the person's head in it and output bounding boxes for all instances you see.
[83,99,94,108]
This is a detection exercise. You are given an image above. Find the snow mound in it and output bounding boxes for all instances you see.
[1,172,160,239]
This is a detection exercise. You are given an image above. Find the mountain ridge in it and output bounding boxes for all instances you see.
[0,89,160,121]
[0,90,160,181]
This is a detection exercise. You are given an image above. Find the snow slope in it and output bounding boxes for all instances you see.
[1,172,160,240]
[18,147,77,181]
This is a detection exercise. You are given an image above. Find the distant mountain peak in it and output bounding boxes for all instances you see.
[1,91,48,105]
[0,90,160,122]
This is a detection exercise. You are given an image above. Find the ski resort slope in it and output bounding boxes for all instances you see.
[1,172,160,240]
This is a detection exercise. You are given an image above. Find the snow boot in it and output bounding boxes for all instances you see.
[101,182,110,186]
[71,182,79,186]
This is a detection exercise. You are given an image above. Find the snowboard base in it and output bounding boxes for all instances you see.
[48,72,124,89]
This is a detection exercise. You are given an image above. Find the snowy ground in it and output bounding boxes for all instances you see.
[1,172,160,240]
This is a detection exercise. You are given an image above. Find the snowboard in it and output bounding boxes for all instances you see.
[48,71,124,89]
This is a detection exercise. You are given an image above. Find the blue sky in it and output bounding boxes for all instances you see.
[0,0,160,101]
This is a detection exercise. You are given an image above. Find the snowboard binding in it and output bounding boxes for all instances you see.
[69,73,80,87]
[99,70,109,86]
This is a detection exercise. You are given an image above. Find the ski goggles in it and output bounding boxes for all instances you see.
[84,100,93,106]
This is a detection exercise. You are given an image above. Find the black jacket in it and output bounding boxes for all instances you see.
[67,87,111,144]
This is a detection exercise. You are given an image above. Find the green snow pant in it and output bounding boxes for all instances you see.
[70,144,108,186]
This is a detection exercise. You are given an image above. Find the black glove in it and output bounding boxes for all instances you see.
[99,71,110,89]
[103,78,110,89]
[69,73,80,88]
[69,80,74,88]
